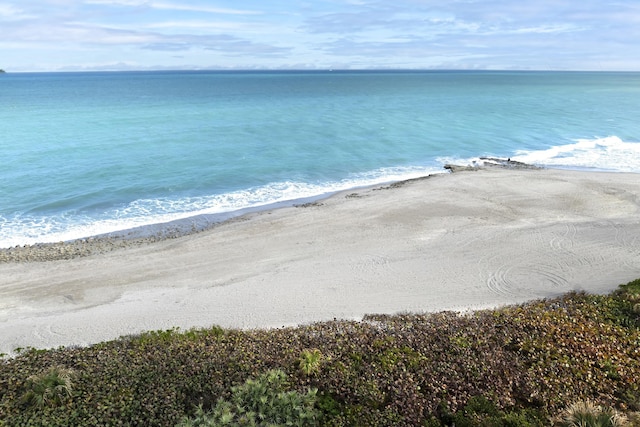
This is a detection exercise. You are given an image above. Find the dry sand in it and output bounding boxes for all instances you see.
[1,167,639,354]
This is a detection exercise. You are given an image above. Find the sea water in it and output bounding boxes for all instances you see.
[1,70,639,248]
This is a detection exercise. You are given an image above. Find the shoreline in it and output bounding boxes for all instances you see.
[1,165,640,354]
[0,191,357,263]
[0,159,536,263]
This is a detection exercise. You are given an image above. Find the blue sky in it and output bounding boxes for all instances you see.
[2,0,639,72]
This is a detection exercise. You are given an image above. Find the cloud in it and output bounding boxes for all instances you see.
[141,34,291,57]
[296,0,640,69]
[84,0,261,15]
[144,20,264,32]
[0,1,289,58]
[2,0,640,71]
[303,2,588,37]
[83,0,148,5]
[151,2,261,15]
[0,4,35,21]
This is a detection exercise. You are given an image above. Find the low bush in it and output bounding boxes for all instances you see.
[1,279,639,426]
[298,349,323,377]
[176,369,319,426]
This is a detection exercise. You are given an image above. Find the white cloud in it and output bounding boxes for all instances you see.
[0,4,34,21]
[143,20,267,33]
[151,2,261,15]
[84,0,149,5]
[509,24,582,35]
[84,0,261,15]
[2,0,640,71]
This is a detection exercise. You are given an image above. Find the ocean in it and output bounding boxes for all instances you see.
[1,70,639,248]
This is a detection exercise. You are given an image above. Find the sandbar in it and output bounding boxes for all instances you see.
[1,167,639,354]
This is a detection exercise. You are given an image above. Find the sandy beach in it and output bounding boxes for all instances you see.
[1,167,639,355]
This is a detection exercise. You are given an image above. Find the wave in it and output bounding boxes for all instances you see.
[440,136,640,173]
[512,136,640,172]
[0,165,444,248]
[3,136,638,248]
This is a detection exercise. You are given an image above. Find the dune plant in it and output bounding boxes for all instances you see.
[298,349,323,377]
[20,366,75,409]
[619,279,640,326]
[2,280,640,425]
[177,369,319,426]
[553,400,629,427]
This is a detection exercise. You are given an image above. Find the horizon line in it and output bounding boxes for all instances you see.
[4,68,639,74]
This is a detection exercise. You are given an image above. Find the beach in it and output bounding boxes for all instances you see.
[1,166,639,355]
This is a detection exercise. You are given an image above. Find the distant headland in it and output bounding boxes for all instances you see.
[0,69,6,73]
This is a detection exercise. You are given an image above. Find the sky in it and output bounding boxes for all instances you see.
[2,0,640,72]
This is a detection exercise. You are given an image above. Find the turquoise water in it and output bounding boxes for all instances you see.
[1,70,639,247]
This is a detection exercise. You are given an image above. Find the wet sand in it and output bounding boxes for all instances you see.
[1,167,639,354]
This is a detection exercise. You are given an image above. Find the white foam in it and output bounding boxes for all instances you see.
[512,136,640,172]
[11,134,637,250]
[438,136,640,173]
[0,165,444,248]
[6,134,640,249]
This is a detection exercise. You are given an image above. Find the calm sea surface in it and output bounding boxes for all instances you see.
[1,70,639,247]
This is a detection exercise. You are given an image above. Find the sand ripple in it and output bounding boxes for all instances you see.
[1,167,639,354]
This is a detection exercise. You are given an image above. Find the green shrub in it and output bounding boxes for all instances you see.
[20,366,75,409]
[298,349,323,377]
[177,369,319,426]
[617,279,640,327]
[1,279,639,425]
[434,396,546,427]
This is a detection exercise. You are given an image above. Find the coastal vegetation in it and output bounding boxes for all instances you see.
[1,279,639,426]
